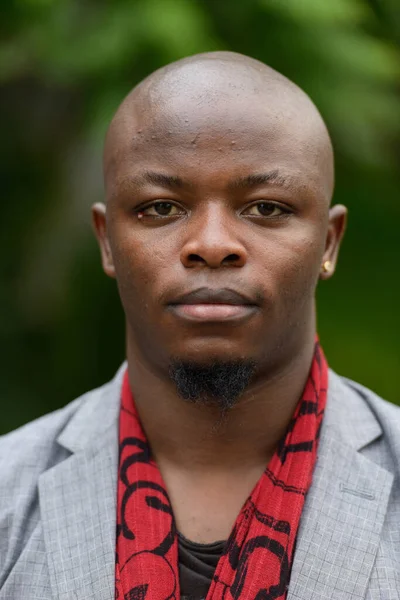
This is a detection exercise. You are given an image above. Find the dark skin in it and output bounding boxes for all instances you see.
[93,52,347,543]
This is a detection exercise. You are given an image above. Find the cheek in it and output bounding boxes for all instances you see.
[110,227,170,311]
[257,229,324,301]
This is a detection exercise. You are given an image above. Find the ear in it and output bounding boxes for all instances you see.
[91,202,116,278]
[320,204,348,280]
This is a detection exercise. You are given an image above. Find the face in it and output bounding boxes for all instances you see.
[94,86,346,380]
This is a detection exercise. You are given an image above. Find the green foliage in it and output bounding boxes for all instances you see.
[264,0,368,24]
[1,0,399,433]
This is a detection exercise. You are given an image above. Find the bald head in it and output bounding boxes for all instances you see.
[104,52,334,202]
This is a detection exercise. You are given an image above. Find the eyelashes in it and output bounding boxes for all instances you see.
[137,202,184,218]
[135,201,292,221]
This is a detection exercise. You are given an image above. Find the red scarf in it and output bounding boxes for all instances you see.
[115,343,328,599]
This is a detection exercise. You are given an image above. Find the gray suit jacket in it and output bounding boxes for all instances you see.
[1,365,399,599]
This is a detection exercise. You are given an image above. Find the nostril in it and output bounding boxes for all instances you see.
[183,251,245,268]
[188,254,204,263]
[223,254,241,264]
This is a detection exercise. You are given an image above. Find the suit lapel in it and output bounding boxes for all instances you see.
[39,369,123,600]
[287,371,394,600]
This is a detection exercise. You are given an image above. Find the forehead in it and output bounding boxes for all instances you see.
[105,89,332,200]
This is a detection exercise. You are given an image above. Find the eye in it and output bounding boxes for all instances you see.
[243,202,290,218]
[138,202,184,218]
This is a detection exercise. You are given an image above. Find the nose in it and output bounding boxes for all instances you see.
[180,204,247,269]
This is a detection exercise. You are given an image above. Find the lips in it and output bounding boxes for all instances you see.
[167,287,259,322]
[169,287,257,306]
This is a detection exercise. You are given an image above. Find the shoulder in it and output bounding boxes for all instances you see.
[0,377,117,507]
[339,373,400,429]
[0,378,119,582]
[328,369,400,471]
[0,398,79,455]
[0,381,114,589]
[0,386,101,472]
[335,376,400,578]
[328,369,400,424]
[0,363,124,497]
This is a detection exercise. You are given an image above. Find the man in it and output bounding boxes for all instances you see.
[0,51,399,600]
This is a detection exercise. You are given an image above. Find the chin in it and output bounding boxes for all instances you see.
[172,348,251,367]
[170,333,258,360]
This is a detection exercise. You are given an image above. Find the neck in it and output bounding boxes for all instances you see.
[126,334,317,473]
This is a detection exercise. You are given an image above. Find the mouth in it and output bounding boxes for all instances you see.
[167,287,259,322]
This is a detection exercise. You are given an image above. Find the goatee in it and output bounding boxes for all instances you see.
[168,359,257,411]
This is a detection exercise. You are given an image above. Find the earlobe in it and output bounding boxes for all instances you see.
[91,202,116,278]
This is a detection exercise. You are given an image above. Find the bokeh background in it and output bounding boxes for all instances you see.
[1,0,399,434]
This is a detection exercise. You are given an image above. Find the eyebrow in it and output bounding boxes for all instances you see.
[124,169,295,193]
[139,171,185,188]
[229,170,294,190]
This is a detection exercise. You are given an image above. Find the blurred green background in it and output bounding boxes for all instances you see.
[1,0,399,434]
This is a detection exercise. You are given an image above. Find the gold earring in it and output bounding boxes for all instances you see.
[322,260,332,274]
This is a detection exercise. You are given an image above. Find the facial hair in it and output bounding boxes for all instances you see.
[168,359,257,411]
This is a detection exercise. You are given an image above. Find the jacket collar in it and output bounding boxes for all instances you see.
[322,369,383,451]
[39,364,125,600]
[56,362,126,454]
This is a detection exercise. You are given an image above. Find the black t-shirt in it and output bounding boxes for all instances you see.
[178,532,226,600]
